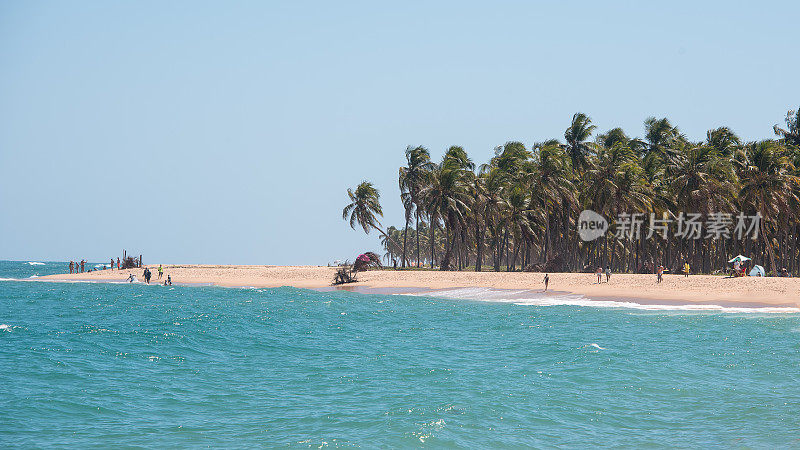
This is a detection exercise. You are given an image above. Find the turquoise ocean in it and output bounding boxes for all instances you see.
[1,260,799,447]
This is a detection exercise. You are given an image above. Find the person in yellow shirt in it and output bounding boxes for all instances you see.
[684,261,690,277]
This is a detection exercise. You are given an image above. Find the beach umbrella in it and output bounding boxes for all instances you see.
[749,265,765,277]
[728,255,752,263]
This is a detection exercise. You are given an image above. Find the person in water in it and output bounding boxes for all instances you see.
[167,275,172,285]
[127,273,135,283]
[543,273,549,292]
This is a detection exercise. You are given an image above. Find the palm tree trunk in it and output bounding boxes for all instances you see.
[401,214,409,268]
[430,220,436,269]
[441,218,457,271]
[792,224,798,276]
[475,223,484,272]
[415,214,421,268]
[761,217,777,275]
[375,226,404,262]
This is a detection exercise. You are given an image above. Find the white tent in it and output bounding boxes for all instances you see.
[749,265,765,277]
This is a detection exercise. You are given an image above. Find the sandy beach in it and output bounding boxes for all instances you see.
[38,265,800,308]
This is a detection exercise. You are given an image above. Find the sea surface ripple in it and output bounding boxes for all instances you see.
[1,261,799,447]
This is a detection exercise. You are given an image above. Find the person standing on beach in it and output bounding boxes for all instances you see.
[657,265,664,283]
[596,267,603,284]
[69,261,74,274]
[117,257,120,269]
[543,273,549,292]
[158,265,163,279]
[80,260,85,273]
[111,258,114,270]
[605,265,611,283]
[684,261,690,277]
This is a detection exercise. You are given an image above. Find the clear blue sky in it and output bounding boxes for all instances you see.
[1,1,798,264]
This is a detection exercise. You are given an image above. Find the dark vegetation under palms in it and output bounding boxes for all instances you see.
[344,108,800,276]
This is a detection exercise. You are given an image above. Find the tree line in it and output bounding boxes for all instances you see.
[343,108,800,275]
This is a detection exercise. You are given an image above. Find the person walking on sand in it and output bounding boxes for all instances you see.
[110,258,114,270]
[596,267,603,284]
[117,257,120,269]
[605,265,611,283]
[657,265,664,283]
[543,273,549,292]
[158,265,163,279]
[684,261,690,277]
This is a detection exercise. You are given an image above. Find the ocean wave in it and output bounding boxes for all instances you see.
[0,324,11,332]
[27,262,45,265]
[407,287,800,314]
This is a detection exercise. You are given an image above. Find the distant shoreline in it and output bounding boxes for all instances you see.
[34,264,800,310]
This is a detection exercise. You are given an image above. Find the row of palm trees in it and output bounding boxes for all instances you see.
[343,108,800,275]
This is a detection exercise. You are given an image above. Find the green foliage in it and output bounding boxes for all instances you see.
[347,108,800,275]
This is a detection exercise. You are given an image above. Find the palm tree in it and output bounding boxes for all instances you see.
[423,147,473,270]
[644,117,683,164]
[468,172,488,271]
[737,141,800,273]
[381,226,404,266]
[774,107,800,148]
[597,127,629,148]
[348,107,800,276]
[398,191,414,267]
[528,142,575,264]
[342,181,401,251]
[584,142,653,268]
[564,112,596,174]
[399,146,435,267]
[480,165,510,271]
[706,127,741,158]
[666,141,736,214]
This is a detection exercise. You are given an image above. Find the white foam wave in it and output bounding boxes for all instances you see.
[0,324,11,332]
[27,262,45,265]
[407,287,800,314]
[590,343,606,350]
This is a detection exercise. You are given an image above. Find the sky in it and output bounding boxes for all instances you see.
[1,1,798,265]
